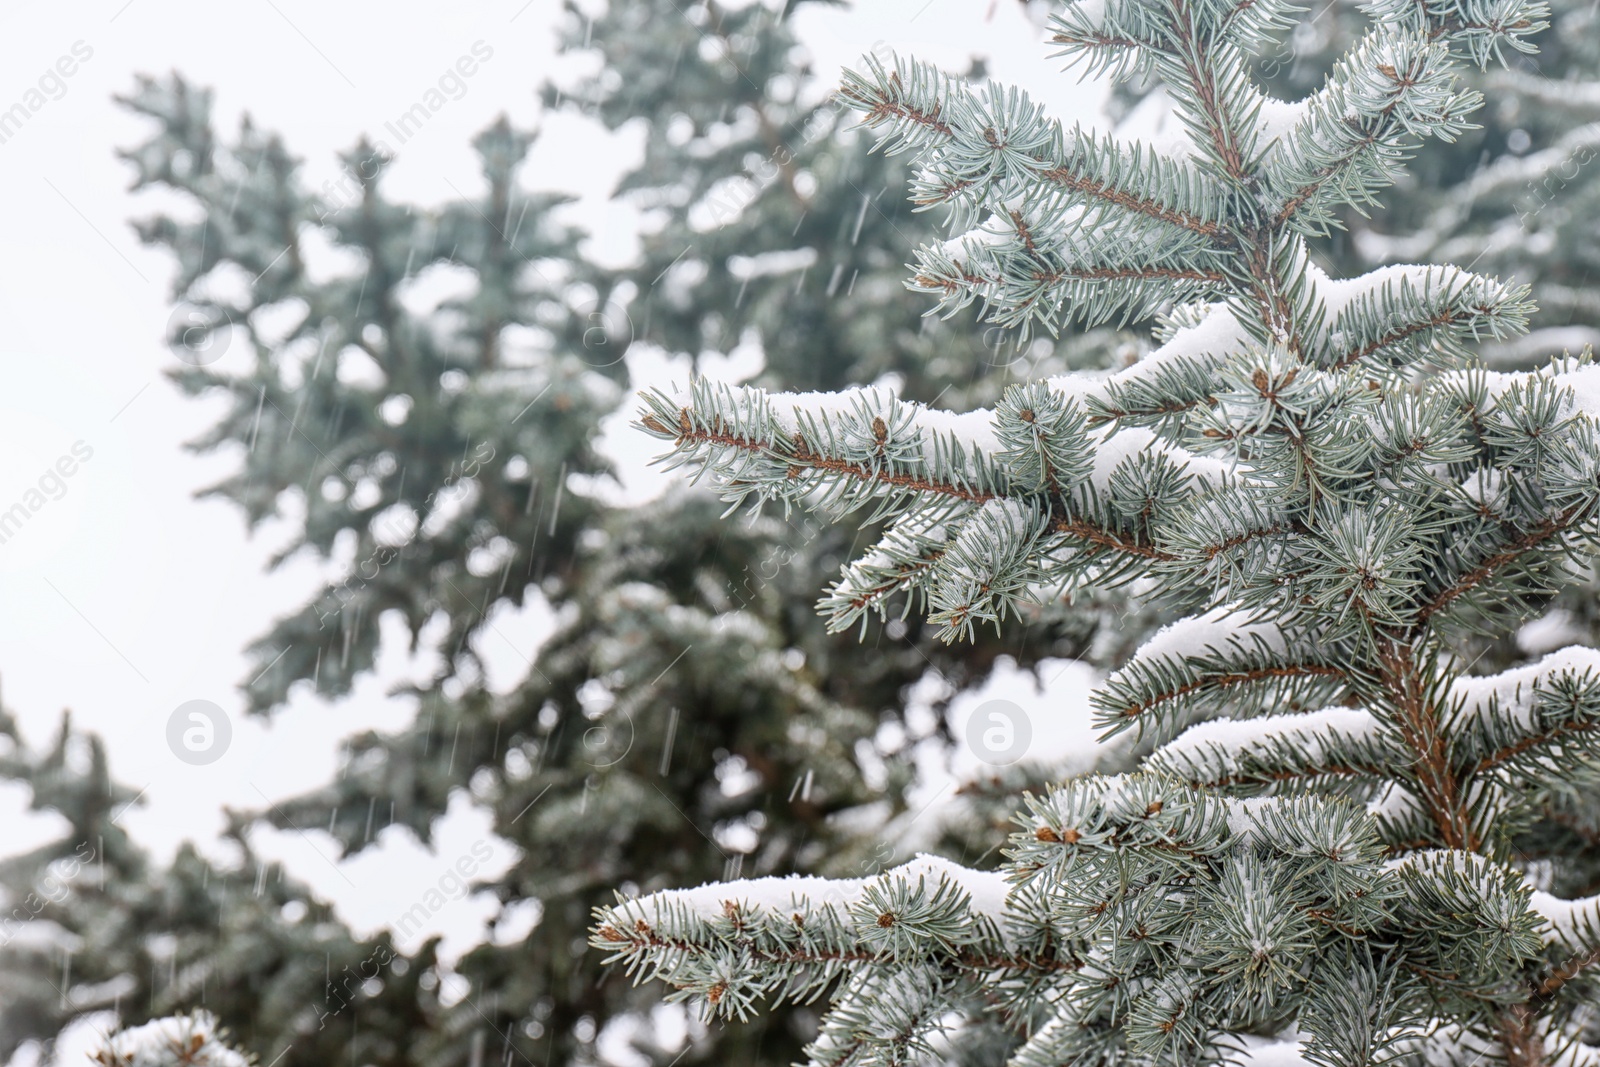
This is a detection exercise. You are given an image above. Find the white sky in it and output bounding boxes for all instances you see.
[0,0,1109,1012]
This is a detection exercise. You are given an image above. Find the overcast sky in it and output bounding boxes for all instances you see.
[0,0,1109,1024]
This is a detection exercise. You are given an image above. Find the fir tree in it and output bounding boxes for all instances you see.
[73,5,1135,1067]
[592,0,1600,1063]
[1243,0,1600,714]
[0,707,443,1067]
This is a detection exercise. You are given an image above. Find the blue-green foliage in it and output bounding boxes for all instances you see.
[601,0,1600,1063]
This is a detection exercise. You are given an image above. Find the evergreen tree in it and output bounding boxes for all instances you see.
[0,706,443,1067]
[1088,0,1600,924]
[62,5,1135,1067]
[1104,0,1598,367]
[591,0,1600,1063]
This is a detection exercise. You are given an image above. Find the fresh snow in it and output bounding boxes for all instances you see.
[1089,300,1243,387]
[1518,610,1589,656]
[701,379,1232,490]
[743,384,1006,461]
[1234,1033,1312,1067]
[1156,706,1376,770]
[1445,355,1600,421]
[1085,423,1232,488]
[1459,467,1509,508]
[1255,96,1309,150]
[1553,363,1600,417]
[94,1012,250,1067]
[1315,262,1464,325]
[1129,606,1284,663]
[941,226,1017,258]
[1222,795,1281,839]
[910,403,1006,458]
[626,852,1011,927]
[1528,888,1600,950]
[1449,646,1600,730]
[1367,781,1426,825]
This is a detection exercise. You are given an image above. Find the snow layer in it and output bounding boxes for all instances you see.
[1449,646,1600,730]
[629,852,1010,926]
[1255,96,1309,149]
[94,1012,250,1067]
[1518,610,1588,656]
[1366,781,1426,825]
[911,404,1006,457]
[1046,301,1241,407]
[1157,706,1376,769]
[1088,423,1232,488]
[1132,606,1284,663]
[1555,364,1600,417]
[1454,358,1600,420]
[1528,889,1600,950]
[1234,1033,1311,1067]
[743,384,1005,461]
[709,380,1229,489]
[1222,795,1281,839]
[1316,262,1450,320]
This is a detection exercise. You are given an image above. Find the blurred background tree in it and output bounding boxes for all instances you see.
[0,703,446,1066]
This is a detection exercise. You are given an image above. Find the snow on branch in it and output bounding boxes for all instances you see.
[590,853,1068,1026]
[1528,889,1600,957]
[1312,264,1534,372]
[840,53,1231,242]
[1263,32,1483,233]
[91,1012,250,1067]
[1451,646,1600,733]
[1084,300,1247,430]
[910,212,1226,335]
[638,376,1233,643]
[1148,705,1392,790]
[637,379,1012,520]
[1093,609,1347,740]
[1445,647,1600,788]
[1005,776,1428,1065]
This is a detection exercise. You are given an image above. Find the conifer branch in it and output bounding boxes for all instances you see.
[1532,943,1600,999]
[1472,719,1600,777]
[612,0,1600,1059]
[1414,502,1590,628]
[597,918,1081,976]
